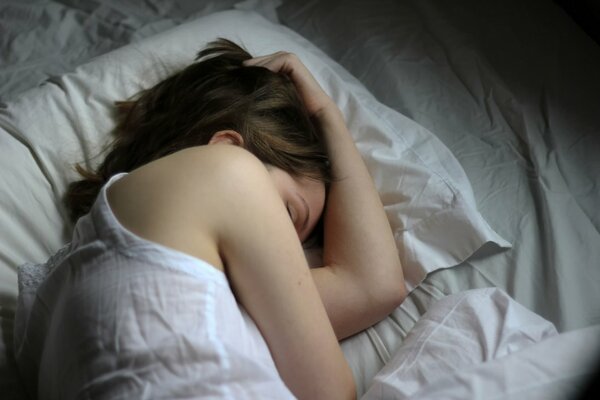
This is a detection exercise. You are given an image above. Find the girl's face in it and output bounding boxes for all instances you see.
[268,167,326,243]
[206,131,326,242]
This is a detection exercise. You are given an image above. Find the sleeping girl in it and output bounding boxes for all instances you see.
[14,39,406,400]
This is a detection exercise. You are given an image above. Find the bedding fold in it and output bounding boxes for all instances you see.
[363,288,598,400]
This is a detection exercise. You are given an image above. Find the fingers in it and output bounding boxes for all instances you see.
[243,51,290,64]
[243,52,297,75]
[242,51,334,116]
[242,53,279,66]
[244,52,314,89]
[242,55,267,67]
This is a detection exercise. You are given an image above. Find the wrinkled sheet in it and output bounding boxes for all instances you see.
[279,0,600,332]
[362,289,600,400]
[0,0,243,101]
[0,0,285,101]
[280,1,600,394]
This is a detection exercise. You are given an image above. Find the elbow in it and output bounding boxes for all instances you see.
[396,283,408,307]
[389,261,408,308]
[363,281,406,325]
[318,361,355,400]
[383,280,407,313]
[373,269,407,315]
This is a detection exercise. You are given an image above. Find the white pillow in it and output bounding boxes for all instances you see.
[0,10,508,294]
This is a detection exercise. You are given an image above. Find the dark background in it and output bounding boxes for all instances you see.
[555,0,600,45]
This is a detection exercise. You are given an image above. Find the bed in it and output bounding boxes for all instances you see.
[1,0,599,398]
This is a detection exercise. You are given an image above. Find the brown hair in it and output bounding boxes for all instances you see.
[64,38,331,223]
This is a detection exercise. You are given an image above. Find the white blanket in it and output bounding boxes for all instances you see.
[363,288,600,400]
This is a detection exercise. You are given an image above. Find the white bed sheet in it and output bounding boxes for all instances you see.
[362,289,600,400]
[279,0,600,332]
[0,0,246,101]
[278,0,600,394]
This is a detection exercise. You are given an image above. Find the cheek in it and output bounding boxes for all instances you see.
[308,187,326,226]
[316,192,326,218]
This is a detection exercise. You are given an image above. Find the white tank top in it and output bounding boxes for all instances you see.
[14,172,296,399]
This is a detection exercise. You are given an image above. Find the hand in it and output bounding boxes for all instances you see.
[243,52,336,118]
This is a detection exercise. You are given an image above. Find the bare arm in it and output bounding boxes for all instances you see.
[312,106,407,339]
[211,146,355,399]
[244,53,407,340]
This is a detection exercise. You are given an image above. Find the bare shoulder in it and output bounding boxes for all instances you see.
[106,145,275,271]
[109,145,271,207]
[167,145,278,206]
[173,144,265,170]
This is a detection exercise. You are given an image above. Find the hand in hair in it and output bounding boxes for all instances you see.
[243,52,336,118]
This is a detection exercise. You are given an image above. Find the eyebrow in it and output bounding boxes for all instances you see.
[298,193,310,234]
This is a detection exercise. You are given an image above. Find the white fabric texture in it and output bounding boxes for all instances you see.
[362,288,599,400]
[278,0,600,332]
[14,173,295,400]
[394,325,600,400]
[0,10,508,294]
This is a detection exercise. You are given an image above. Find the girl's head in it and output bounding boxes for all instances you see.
[65,38,331,240]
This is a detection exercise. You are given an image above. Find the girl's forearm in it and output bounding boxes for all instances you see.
[314,105,407,338]
[242,50,405,338]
